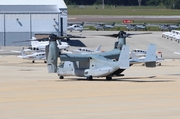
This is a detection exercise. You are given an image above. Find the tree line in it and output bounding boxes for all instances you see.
[64,0,180,9]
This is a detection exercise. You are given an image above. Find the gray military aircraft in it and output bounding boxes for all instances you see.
[126,23,147,31]
[94,22,115,31]
[44,31,156,80]
[159,24,179,31]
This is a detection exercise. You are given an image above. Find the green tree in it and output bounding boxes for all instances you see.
[146,0,162,6]
[164,0,180,9]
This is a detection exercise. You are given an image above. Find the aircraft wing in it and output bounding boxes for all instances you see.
[60,49,120,62]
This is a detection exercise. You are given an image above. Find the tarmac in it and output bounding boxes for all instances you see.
[0,31,180,119]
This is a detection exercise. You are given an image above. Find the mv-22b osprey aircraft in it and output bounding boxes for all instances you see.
[44,31,156,80]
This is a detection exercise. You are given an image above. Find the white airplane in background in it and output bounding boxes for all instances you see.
[29,37,69,51]
[126,24,147,31]
[162,30,180,39]
[17,48,46,63]
[12,37,69,53]
[62,45,102,54]
[67,22,88,32]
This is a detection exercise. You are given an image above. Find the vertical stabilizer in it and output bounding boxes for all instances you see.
[95,45,101,51]
[112,22,115,26]
[46,41,58,73]
[145,44,156,67]
[145,44,156,62]
[118,45,129,69]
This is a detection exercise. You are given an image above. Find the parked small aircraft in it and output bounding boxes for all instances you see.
[67,22,88,32]
[62,45,102,54]
[159,24,179,31]
[17,48,46,63]
[126,23,147,31]
[161,30,180,43]
[13,37,69,51]
[94,22,115,31]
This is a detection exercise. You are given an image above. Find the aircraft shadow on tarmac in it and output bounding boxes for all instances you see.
[56,76,174,83]
[168,74,180,76]
[61,39,86,47]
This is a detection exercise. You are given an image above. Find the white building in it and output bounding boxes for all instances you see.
[0,0,67,46]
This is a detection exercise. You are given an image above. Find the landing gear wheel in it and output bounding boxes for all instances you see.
[32,60,35,63]
[59,76,64,79]
[87,75,93,80]
[44,60,47,63]
[106,76,112,81]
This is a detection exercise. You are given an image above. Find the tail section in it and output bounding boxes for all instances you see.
[17,47,26,58]
[145,44,156,62]
[112,22,115,26]
[95,45,101,51]
[129,44,156,67]
[20,47,26,56]
[81,22,84,26]
[118,45,129,69]
[145,44,156,67]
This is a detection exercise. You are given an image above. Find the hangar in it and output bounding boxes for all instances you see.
[0,0,67,46]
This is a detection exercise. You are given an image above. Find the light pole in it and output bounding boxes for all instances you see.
[102,0,104,9]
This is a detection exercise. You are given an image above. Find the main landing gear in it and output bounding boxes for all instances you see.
[86,75,93,80]
[59,76,64,79]
[106,76,112,81]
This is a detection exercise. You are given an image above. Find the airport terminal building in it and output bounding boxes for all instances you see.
[0,0,67,46]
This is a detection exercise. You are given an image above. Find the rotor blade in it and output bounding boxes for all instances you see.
[127,32,152,36]
[13,34,86,43]
[53,35,86,40]
[100,34,119,38]
[12,38,49,43]
[100,32,152,38]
